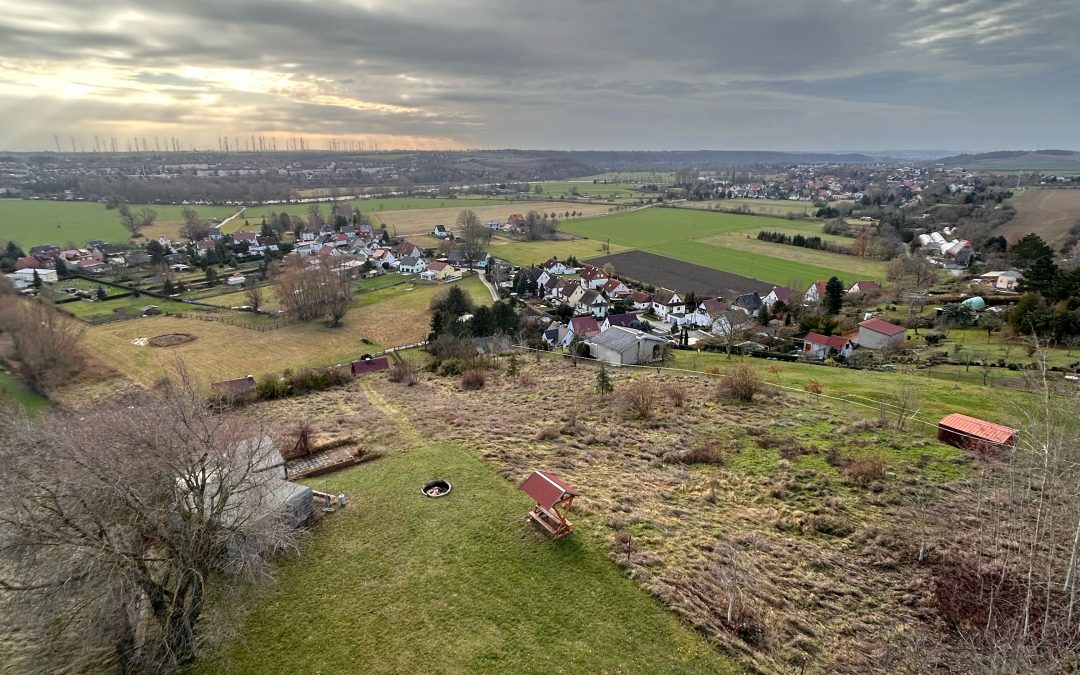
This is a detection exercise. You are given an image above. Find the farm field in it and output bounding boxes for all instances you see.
[212,358,989,671]
[563,207,877,287]
[487,237,629,268]
[200,440,735,674]
[58,295,193,322]
[1002,188,1080,246]
[373,201,614,237]
[586,250,773,297]
[684,198,819,217]
[82,275,490,387]
[0,199,240,247]
[694,233,887,281]
[537,181,646,199]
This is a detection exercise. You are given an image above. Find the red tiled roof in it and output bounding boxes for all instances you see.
[519,470,578,509]
[428,261,449,271]
[850,280,880,292]
[858,318,906,336]
[569,316,600,337]
[804,332,850,350]
[769,286,794,301]
[939,413,1017,445]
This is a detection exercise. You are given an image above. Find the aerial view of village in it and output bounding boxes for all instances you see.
[1,2,1079,674]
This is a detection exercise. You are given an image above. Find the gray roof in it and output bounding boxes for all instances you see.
[587,326,665,353]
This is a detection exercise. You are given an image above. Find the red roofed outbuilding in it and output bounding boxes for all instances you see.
[857,318,906,350]
[937,413,1017,454]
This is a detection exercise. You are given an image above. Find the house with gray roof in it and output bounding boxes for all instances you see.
[585,326,669,366]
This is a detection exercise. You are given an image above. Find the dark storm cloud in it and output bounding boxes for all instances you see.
[0,0,1077,150]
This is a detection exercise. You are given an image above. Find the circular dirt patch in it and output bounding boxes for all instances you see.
[148,333,196,347]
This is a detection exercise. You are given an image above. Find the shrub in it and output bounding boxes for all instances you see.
[843,457,887,486]
[621,379,658,420]
[387,354,420,386]
[677,444,724,464]
[437,357,467,377]
[461,368,486,390]
[536,426,560,440]
[803,379,823,395]
[666,383,687,407]
[717,364,762,403]
[256,375,289,400]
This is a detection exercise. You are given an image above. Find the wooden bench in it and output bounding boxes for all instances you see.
[529,505,572,537]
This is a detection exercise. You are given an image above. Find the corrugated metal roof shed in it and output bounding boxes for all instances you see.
[938,413,1017,445]
[519,471,577,510]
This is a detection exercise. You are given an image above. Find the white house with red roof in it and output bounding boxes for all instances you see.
[847,280,880,294]
[763,286,794,307]
[804,281,828,304]
[856,318,906,350]
[803,332,854,360]
[578,265,608,290]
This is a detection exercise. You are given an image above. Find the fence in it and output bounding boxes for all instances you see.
[173,311,296,332]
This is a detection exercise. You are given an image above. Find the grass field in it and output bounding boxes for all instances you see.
[58,296,194,322]
[82,276,490,387]
[487,237,630,267]
[200,442,734,674]
[373,202,614,237]
[537,182,646,199]
[562,207,877,286]
[0,200,241,247]
[0,369,49,415]
[1002,188,1080,246]
[684,198,820,217]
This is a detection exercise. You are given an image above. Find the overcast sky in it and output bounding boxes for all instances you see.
[0,0,1077,152]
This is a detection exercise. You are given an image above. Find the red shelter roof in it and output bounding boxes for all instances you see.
[858,318,906,336]
[519,471,577,509]
[939,413,1017,445]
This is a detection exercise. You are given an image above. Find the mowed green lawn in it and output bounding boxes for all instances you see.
[201,443,734,674]
[563,208,876,285]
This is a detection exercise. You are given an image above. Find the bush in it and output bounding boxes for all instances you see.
[843,457,887,486]
[387,354,420,386]
[717,364,762,403]
[461,369,486,390]
[666,383,687,407]
[256,375,289,400]
[675,444,723,464]
[621,379,658,420]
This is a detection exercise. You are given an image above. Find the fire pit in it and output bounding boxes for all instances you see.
[421,479,452,498]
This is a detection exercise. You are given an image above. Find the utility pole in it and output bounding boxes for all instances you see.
[53,135,61,153]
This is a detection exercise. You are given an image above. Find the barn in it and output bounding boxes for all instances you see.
[937,413,1017,453]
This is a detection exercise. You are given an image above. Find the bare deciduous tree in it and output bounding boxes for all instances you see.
[275,255,354,326]
[180,206,204,241]
[0,298,85,394]
[244,279,264,313]
[457,209,490,268]
[0,369,299,672]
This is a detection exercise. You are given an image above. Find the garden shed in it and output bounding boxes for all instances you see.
[937,413,1017,454]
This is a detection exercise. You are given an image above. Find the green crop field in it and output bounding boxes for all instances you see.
[488,237,630,267]
[0,200,241,247]
[560,207,879,286]
[198,442,734,675]
[685,198,820,217]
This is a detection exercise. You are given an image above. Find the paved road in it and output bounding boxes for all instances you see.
[478,270,500,302]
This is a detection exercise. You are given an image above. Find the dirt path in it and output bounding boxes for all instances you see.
[360,380,421,448]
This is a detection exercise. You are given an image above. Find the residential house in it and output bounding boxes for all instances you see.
[232,231,259,246]
[600,277,631,299]
[578,265,608,290]
[980,270,1022,291]
[392,242,423,259]
[629,290,652,311]
[485,220,501,231]
[711,311,751,338]
[8,268,58,285]
[567,316,601,343]
[370,248,398,268]
[802,332,854,360]
[763,286,794,308]
[575,289,610,319]
[732,292,763,314]
[543,322,571,347]
[206,227,222,240]
[398,256,428,274]
[432,224,451,239]
[602,313,639,330]
[585,326,669,366]
[805,281,828,304]
[651,288,685,318]
[694,298,727,328]
[420,260,458,281]
[566,284,588,308]
[856,318,906,350]
[847,280,880,294]
[541,257,574,275]
[506,213,526,231]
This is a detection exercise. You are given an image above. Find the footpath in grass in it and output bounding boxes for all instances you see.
[205,443,734,674]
